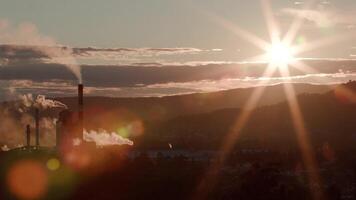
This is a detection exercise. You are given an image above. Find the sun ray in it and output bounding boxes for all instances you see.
[193,63,278,199]
[184,1,271,51]
[283,0,318,45]
[205,12,269,50]
[189,0,356,199]
[279,65,324,200]
[243,53,271,63]
[294,31,356,55]
[261,0,281,44]
[291,60,356,102]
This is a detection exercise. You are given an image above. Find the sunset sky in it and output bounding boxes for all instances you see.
[0,0,356,98]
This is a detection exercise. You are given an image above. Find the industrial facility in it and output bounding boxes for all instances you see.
[21,84,88,152]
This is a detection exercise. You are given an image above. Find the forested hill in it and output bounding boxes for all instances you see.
[137,81,356,151]
[58,83,332,121]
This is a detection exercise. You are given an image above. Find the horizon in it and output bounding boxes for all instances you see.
[0,81,345,102]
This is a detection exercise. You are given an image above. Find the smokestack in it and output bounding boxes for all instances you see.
[78,84,83,107]
[35,108,40,148]
[56,120,61,148]
[26,124,31,149]
[78,84,84,136]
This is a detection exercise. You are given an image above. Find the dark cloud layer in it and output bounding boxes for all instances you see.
[0,45,50,59]
[1,45,356,99]
[0,60,355,88]
[0,45,208,62]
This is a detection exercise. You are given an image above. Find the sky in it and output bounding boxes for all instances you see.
[0,0,356,99]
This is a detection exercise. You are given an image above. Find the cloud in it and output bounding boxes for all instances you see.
[7,58,356,78]
[293,1,331,6]
[281,8,356,27]
[0,45,50,60]
[73,47,207,57]
[0,59,355,91]
[0,79,199,98]
[72,47,220,65]
[0,45,209,60]
[1,71,355,99]
[1,79,76,101]
[0,44,222,66]
[147,72,356,92]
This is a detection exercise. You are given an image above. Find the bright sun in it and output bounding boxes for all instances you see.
[266,42,295,67]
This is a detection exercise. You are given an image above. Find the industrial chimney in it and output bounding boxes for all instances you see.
[56,120,61,148]
[78,84,84,136]
[35,108,40,148]
[26,124,31,149]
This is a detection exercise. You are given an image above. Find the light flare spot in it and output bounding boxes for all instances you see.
[46,158,61,171]
[7,160,48,200]
[64,149,91,170]
[118,127,129,138]
[296,36,306,45]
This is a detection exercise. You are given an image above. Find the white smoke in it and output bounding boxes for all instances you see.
[0,93,67,149]
[83,129,134,146]
[1,145,10,151]
[0,19,75,149]
[18,94,67,112]
[72,138,82,146]
[0,19,82,83]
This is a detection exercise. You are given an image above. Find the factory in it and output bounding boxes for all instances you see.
[22,84,90,152]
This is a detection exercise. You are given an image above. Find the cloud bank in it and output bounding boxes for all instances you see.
[0,44,223,66]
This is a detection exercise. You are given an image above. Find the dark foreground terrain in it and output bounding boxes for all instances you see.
[0,81,355,200]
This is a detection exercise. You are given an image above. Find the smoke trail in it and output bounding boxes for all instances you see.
[72,138,82,146]
[83,129,134,146]
[0,19,82,83]
[0,93,67,149]
[18,94,67,112]
[34,95,68,109]
[1,145,10,151]
[35,45,82,83]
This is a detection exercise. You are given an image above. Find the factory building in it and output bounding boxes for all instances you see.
[23,84,89,151]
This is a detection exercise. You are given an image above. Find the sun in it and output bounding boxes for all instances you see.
[266,41,295,67]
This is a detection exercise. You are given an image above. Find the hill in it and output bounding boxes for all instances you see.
[57,83,332,121]
[137,81,356,151]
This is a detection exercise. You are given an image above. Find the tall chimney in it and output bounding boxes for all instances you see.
[78,84,84,136]
[35,108,40,148]
[26,124,31,149]
[56,120,61,148]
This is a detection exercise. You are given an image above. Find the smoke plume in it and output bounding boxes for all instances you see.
[83,129,134,146]
[1,145,10,151]
[0,19,82,83]
[18,94,67,111]
[0,93,67,148]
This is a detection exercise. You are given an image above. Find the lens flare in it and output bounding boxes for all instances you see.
[7,160,48,200]
[47,158,61,171]
[190,0,355,199]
